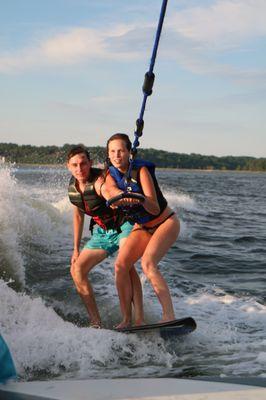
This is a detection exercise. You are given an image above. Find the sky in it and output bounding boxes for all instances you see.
[0,0,265,157]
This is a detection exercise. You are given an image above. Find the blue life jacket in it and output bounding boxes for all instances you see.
[109,159,167,224]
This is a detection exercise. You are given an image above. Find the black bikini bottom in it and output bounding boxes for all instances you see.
[133,212,175,235]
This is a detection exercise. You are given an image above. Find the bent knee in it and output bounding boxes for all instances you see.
[141,257,157,279]
[114,259,131,277]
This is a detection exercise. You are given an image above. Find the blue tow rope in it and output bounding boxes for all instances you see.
[126,0,168,183]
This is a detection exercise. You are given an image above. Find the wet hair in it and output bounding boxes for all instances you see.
[67,145,90,162]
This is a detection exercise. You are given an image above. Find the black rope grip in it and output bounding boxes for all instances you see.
[135,118,144,137]
[142,72,155,96]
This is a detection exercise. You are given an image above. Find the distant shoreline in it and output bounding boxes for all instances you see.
[8,163,266,173]
[1,143,265,171]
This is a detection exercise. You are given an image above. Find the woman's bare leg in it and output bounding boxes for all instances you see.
[141,216,180,322]
[119,236,145,326]
[129,267,144,325]
[115,230,151,328]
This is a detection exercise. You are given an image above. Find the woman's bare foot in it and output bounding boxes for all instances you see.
[134,318,145,326]
[159,315,175,323]
[115,319,131,329]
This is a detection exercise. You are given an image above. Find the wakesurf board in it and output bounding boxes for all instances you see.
[115,317,196,338]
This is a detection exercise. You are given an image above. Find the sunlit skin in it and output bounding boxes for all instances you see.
[67,153,105,203]
[68,153,94,190]
[67,150,144,328]
[107,139,160,215]
[105,138,180,328]
[108,139,130,173]
[67,153,104,326]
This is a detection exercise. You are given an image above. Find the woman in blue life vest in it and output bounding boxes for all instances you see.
[67,145,144,328]
[105,133,180,328]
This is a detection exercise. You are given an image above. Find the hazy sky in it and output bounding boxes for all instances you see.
[1,0,265,157]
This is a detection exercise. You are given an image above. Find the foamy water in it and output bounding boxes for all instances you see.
[0,165,265,381]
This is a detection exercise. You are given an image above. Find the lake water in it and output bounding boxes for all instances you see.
[0,164,265,381]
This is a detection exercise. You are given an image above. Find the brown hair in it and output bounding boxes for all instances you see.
[106,133,132,153]
[104,133,132,177]
[67,145,90,162]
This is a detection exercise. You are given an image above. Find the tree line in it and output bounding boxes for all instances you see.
[0,142,265,171]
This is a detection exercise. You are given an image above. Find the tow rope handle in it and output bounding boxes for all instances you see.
[127,0,168,182]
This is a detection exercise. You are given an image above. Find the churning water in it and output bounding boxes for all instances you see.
[0,164,265,381]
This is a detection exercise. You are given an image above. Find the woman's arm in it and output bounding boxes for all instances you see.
[98,167,160,214]
[100,173,143,207]
[138,166,160,215]
[98,172,123,199]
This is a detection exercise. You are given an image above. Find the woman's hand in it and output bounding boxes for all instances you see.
[108,192,145,208]
[113,196,142,207]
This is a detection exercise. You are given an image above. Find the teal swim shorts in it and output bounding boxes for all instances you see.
[83,221,133,255]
